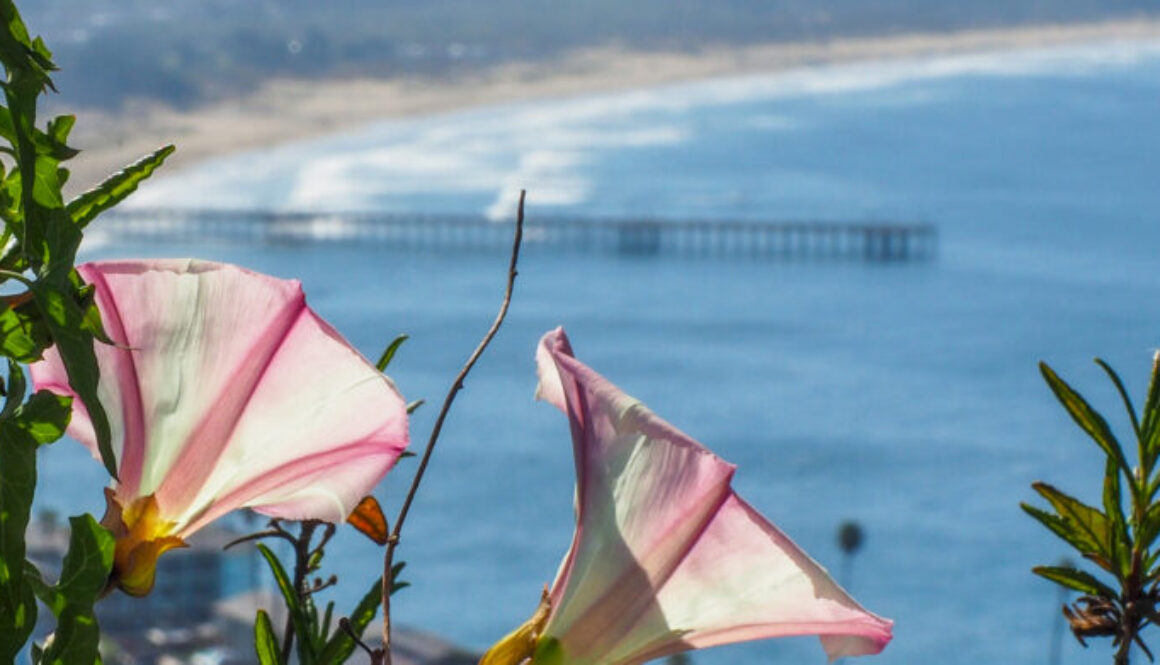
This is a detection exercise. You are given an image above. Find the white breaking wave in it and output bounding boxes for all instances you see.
[125,39,1160,216]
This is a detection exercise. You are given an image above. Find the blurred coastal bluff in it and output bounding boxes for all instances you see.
[26,513,479,665]
[20,1,1160,191]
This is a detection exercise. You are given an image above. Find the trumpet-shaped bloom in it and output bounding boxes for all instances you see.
[31,259,409,595]
[482,328,891,665]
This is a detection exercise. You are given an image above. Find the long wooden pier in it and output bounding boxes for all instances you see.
[98,208,937,262]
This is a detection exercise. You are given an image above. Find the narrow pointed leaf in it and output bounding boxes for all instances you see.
[1101,457,1130,578]
[1040,362,1132,483]
[66,144,174,229]
[376,334,408,372]
[2,359,26,419]
[1144,352,1160,469]
[255,544,314,665]
[319,602,334,647]
[1139,502,1160,550]
[1095,358,1140,438]
[1033,566,1118,599]
[1021,503,1105,566]
[1032,482,1112,561]
[30,281,115,477]
[254,609,284,665]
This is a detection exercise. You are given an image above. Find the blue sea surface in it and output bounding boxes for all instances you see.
[41,40,1160,663]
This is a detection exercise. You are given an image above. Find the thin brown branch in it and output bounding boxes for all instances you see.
[221,525,295,551]
[379,190,526,664]
[303,575,339,597]
[340,617,377,660]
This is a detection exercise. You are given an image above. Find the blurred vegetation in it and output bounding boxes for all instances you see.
[22,0,1160,110]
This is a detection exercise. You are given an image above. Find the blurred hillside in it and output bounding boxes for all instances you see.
[23,0,1160,109]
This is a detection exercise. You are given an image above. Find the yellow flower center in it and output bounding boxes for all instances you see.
[480,587,553,665]
[100,488,187,597]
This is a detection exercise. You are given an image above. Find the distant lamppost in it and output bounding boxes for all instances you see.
[837,520,864,589]
[1049,556,1074,665]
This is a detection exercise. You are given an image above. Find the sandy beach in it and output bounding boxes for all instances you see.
[60,17,1160,194]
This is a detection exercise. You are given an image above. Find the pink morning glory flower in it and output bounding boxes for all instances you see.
[481,327,892,664]
[31,259,409,595]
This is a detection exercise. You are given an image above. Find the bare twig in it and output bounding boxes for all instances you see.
[378,190,526,664]
[221,522,296,551]
[340,617,377,660]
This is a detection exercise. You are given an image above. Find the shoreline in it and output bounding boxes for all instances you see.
[62,17,1160,193]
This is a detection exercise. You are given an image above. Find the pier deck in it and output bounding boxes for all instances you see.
[100,208,937,262]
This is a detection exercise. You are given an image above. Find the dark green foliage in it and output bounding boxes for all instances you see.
[29,280,114,476]
[1025,357,1160,663]
[251,529,403,665]
[0,367,50,662]
[0,0,171,661]
[37,515,114,665]
[317,576,387,664]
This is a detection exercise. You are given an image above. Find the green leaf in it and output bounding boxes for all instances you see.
[1040,362,1133,486]
[1032,482,1113,564]
[23,559,50,605]
[307,548,323,573]
[1021,503,1110,572]
[1101,456,1131,579]
[66,145,174,229]
[1144,352,1160,470]
[11,390,72,445]
[31,155,63,209]
[0,106,16,148]
[0,404,41,661]
[71,280,113,346]
[1033,565,1118,599]
[255,544,314,665]
[389,560,409,594]
[318,576,382,665]
[1139,501,1160,550]
[376,334,408,372]
[37,515,113,665]
[0,298,49,364]
[31,281,115,478]
[254,609,284,665]
[319,602,334,647]
[406,399,425,415]
[49,515,113,609]
[1094,358,1141,438]
[1,359,27,419]
[0,1,55,87]
[42,115,77,161]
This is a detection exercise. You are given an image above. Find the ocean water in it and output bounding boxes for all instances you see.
[41,40,1160,663]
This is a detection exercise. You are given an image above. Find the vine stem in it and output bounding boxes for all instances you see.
[378,191,526,664]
